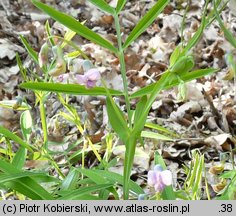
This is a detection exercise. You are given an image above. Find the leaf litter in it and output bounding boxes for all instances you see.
[0,0,236,199]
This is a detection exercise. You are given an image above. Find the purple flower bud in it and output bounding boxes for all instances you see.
[75,68,100,88]
[138,194,147,200]
[147,165,172,193]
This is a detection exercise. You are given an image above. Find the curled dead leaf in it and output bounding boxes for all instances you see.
[204,133,236,151]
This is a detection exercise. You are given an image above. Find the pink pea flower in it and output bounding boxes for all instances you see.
[75,68,101,88]
[147,165,172,193]
[57,73,70,83]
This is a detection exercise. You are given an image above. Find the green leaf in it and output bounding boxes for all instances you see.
[169,45,183,66]
[61,29,76,49]
[116,0,126,13]
[32,0,118,53]
[0,126,36,152]
[16,53,27,81]
[78,169,144,195]
[19,35,39,64]
[12,147,26,170]
[20,110,33,142]
[60,168,79,191]
[214,0,236,48]
[141,131,173,141]
[57,184,113,200]
[106,97,130,142]
[0,100,31,111]
[123,0,169,49]
[220,170,236,179]
[182,3,207,53]
[131,68,218,98]
[20,82,123,96]
[145,122,178,137]
[123,71,173,199]
[123,136,137,199]
[0,172,51,184]
[45,20,55,46]
[192,155,204,198]
[154,151,176,200]
[88,0,115,14]
[133,96,147,127]
[0,160,54,200]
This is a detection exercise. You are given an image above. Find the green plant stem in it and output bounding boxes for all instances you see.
[180,0,190,47]
[39,98,48,150]
[114,14,132,127]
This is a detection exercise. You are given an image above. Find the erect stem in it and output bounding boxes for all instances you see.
[39,95,48,150]
[114,14,132,128]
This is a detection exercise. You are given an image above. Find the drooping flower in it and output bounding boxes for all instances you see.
[38,42,49,68]
[75,68,101,88]
[147,165,172,193]
[48,46,66,76]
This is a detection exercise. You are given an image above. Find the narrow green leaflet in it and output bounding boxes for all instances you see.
[0,126,36,152]
[20,110,33,142]
[123,0,169,49]
[116,0,126,13]
[214,0,236,48]
[0,172,51,184]
[11,147,27,170]
[57,184,113,200]
[133,95,147,127]
[106,97,130,142]
[60,168,79,191]
[182,13,206,53]
[0,100,31,111]
[45,20,55,46]
[131,68,218,98]
[192,155,204,199]
[16,53,27,81]
[78,169,144,195]
[0,160,54,200]
[20,82,123,96]
[32,0,118,53]
[141,131,173,141]
[220,170,236,179]
[169,45,182,66]
[145,122,178,137]
[61,29,76,49]
[20,35,39,64]
[88,0,115,14]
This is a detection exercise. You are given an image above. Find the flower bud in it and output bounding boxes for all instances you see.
[38,42,49,68]
[209,164,224,175]
[49,46,66,76]
[170,55,194,74]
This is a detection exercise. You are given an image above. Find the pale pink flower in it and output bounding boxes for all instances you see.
[58,73,70,83]
[147,165,172,192]
[75,68,100,88]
